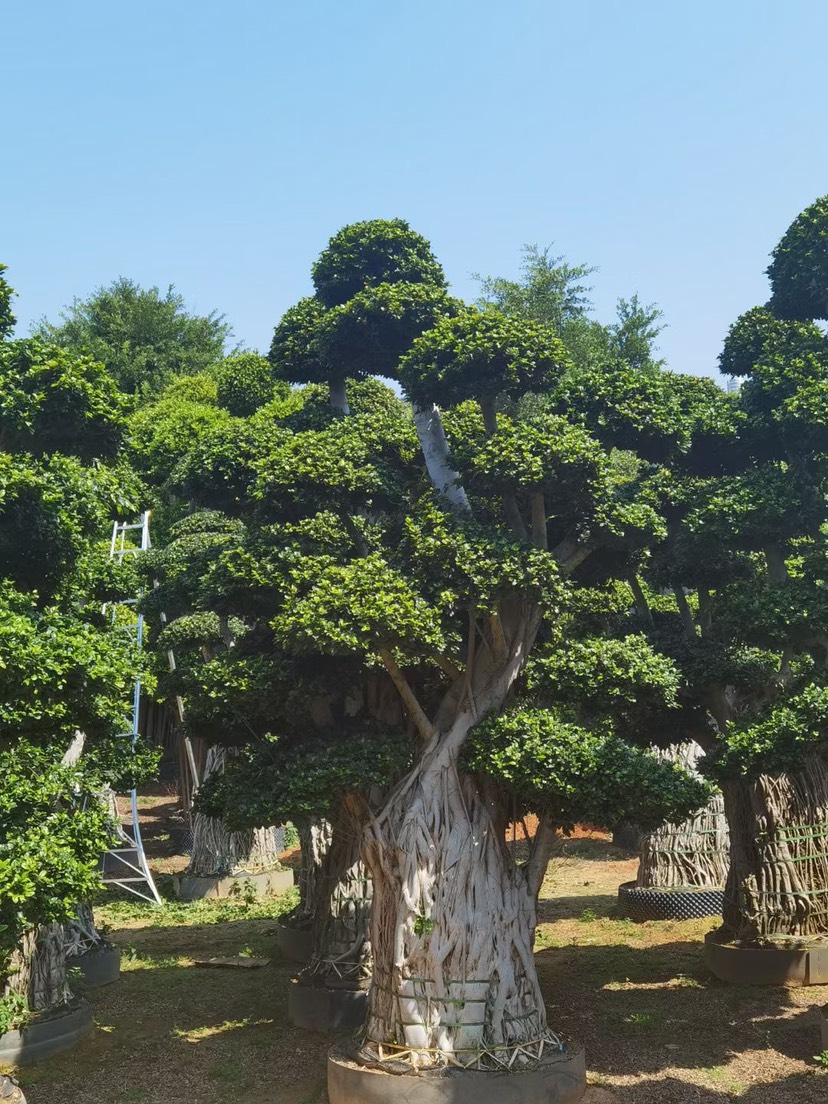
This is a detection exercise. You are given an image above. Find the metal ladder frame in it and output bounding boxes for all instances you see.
[100,513,163,905]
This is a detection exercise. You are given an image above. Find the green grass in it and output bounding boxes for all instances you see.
[97,885,297,929]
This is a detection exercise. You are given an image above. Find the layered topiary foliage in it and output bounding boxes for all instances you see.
[555,197,828,948]
[140,220,710,1078]
[0,266,148,1024]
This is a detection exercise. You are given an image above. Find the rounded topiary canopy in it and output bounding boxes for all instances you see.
[311,218,447,308]
[400,308,569,409]
[214,352,287,416]
[268,297,330,385]
[315,282,459,381]
[767,194,828,321]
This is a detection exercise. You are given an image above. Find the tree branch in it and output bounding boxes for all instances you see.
[765,543,789,585]
[378,646,434,742]
[550,535,594,573]
[628,574,653,628]
[673,586,696,637]
[525,812,558,900]
[412,403,472,517]
[697,588,712,636]
[432,654,462,680]
[329,378,350,414]
[488,611,507,663]
[531,490,548,550]
[503,494,528,540]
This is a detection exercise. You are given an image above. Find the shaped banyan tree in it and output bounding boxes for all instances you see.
[619,742,730,921]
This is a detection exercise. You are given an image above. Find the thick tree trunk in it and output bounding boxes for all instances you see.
[5,926,69,1015]
[361,753,559,1071]
[721,753,828,943]
[188,747,282,877]
[299,801,372,989]
[283,819,332,930]
[636,742,730,889]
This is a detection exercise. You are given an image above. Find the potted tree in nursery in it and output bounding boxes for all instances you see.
[0,267,146,1061]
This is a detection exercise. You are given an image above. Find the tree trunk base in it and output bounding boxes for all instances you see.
[704,929,828,986]
[173,868,293,900]
[289,980,368,1033]
[327,1043,586,1104]
[72,945,122,989]
[276,922,315,964]
[617,881,724,922]
[0,1002,93,1066]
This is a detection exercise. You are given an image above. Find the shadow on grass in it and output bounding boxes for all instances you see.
[536,938,826,1081]
[611,1070,827,1103]
[20,928,332,1104]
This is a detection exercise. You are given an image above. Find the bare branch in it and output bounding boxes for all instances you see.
[525,813,558,899]
[503,494,528,539]
[489,612,507,663]
[697,588,712,636]
[629,575,653,628]
[412,404,472,517]
[530,490,548,550]
[378,646,434,742]
[329,378,350,414]
[673,586,696,637]
[550,535,594,572]
[432,654,462,680]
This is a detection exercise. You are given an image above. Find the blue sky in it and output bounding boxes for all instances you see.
[3,1,827,380]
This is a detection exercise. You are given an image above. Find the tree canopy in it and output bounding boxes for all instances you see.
[34,277,232,395]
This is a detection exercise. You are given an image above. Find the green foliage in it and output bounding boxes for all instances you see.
[0,263,16,340]
[704,683,828,779]
[400,308,569,409]
[466,708,710,830]
[213,352,287,416]
[0,297,151,992]
[34,277,231,394]
[197,729,412,828]
[311,218,446,308]
[0,340,126,459]
[0,743,117,961]
[767,195,828,321]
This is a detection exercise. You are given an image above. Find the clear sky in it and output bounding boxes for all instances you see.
[3,1,827,380]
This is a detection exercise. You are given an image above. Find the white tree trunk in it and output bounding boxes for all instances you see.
[5,926,69,1015]
[188,746,282,877]
[285,819,332,930]
[300,803,371,988]
[361,753,559,1071]
[636,742,730,889]
[412,404,471,516]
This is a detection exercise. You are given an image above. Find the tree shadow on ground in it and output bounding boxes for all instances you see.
[536,938,827,1082]
[610,1070,827,1103]
[20,922,333,1104]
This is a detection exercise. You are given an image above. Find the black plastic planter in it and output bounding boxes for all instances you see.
[0,1001,93,1065]
[617,881,724,922]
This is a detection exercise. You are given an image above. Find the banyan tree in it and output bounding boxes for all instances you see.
[135,219,716,1101]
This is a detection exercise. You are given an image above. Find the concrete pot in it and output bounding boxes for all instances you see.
[617,881,724,922]
[275,923,314,964]
[704,931,828,986]
[819,1004,828,1050]
[327,1043,586,1104]
[72,944,122,988]
[289,980,367,1033]
[0,1002,93,1066]
[173,868,294,900]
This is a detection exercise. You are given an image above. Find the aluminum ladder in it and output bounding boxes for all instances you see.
[100,512,163,905]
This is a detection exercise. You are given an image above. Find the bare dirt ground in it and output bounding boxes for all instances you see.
[9,820,828,1103]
